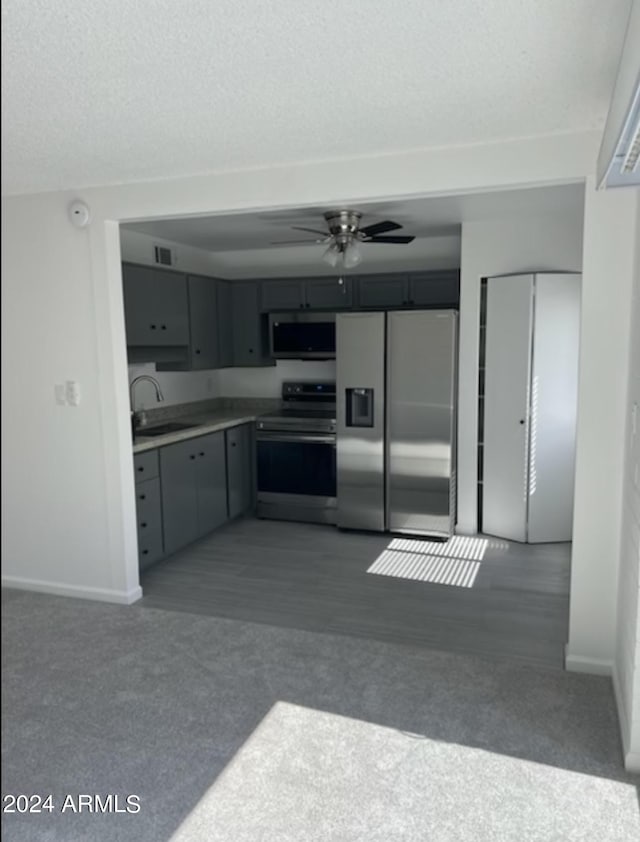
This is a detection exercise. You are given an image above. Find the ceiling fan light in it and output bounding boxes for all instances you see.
[343,241,362,269]
[322,243,340,267]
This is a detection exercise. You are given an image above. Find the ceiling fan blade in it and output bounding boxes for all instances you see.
[365,235,415,244]
[290,226,329,236]
[270,238,323,244]
[360,220,402,237]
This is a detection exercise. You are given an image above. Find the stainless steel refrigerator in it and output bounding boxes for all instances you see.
[336,310,457,538]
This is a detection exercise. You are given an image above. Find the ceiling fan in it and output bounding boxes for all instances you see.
[271,209,415,269]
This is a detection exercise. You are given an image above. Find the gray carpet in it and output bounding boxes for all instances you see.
[2,588,638,842]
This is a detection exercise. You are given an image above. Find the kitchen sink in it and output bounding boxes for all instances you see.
[136,421,199,437]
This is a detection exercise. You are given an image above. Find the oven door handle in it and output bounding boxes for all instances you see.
[257,433,336,445]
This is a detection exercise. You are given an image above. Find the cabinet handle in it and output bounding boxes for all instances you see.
[140,522,147,528]
[139,493,146,500]
[150,324,157,330]
[306,303,311,308]
[249,348,254,354]
[190,454,196,460]
[137,466,144,472]
[161,325,167,330]
[231,442,237,448]
[199,451,205,457]
[195,349,201,354]
[142,549,149,555]
[519,419,525,425]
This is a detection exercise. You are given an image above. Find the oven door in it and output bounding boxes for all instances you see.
[256,432,337,523]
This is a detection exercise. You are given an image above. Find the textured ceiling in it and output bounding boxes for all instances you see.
[1,0,632,195]
[124,183,585,252]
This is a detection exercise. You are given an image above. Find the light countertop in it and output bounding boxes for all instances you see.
[132,410,262,454]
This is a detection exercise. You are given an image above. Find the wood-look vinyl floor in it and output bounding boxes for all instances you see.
[141,517,571,669]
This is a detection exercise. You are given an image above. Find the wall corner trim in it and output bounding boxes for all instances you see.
[564,649,614,676]
[612,662,635,771]
[1,576,142,605]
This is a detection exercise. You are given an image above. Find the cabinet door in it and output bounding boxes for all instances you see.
[216,281,234,367]
[408,271,459,307]
[195,432,228,536]
[231,282,271,366]
[133,450,159,483]
[483,275,533,542]
[261,279,305,311]
[159,439,199,555]
[226,424,253,519]
[122,263,189,346]
[356,274,409,308]
[135,477,164,569]
[304,277,353,310]
[187,276,219,369]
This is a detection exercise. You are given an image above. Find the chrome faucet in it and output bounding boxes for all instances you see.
[129,375,165,434]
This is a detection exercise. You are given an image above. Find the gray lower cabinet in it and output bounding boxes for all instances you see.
[231,282,273,366]
[133,451,163,570]
[194,433,228,537]
[226,424,253,518]
[356,274,409,308]
[160,431,228,556]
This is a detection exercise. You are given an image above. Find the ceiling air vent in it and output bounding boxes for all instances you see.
[154,245,174,266]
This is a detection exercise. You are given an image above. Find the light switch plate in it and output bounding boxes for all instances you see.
[54,384,66,406]
[65,380,81,406]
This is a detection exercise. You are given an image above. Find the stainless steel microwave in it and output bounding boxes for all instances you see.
[269,312,336,360]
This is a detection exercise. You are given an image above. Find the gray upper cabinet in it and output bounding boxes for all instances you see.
[356,274,409,308]
[186,275,220,369]
[226,424,253,519]
[122,263,189,347]
[157,274,221,372]
[216,281,234,368]
[408,270,460,307]
[260,277,353,311]
[304,277,353,309]
[231,282,273,367]
[261,279,305,311]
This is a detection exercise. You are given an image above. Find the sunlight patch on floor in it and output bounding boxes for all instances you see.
[368,549,480,587]
[388,535,488,561]
[366,535,489,587]
[169,701,639,842]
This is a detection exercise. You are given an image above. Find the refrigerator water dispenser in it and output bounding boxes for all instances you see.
[346,388,374,428]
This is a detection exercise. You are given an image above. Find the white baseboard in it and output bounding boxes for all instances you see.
[564,649,613,676]
[1,576,142,605]
[624,751,640,774]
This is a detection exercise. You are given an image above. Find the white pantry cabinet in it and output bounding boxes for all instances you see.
[482,272,581,543]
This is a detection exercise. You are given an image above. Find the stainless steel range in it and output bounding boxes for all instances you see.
[256,382,337,524]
